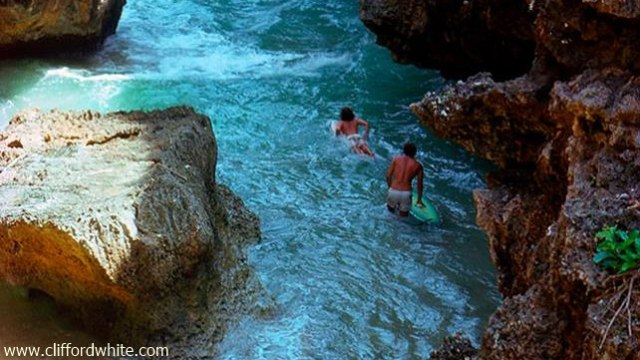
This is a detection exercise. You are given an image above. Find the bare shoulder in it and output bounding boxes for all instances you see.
[414,159,424,171]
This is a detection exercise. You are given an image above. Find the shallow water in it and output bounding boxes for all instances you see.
[0,0,499,358]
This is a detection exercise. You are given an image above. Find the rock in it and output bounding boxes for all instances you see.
[0,0,126,57]
[583,0,640,18]
[359,0,535,79]
[429,332,477,360]
[479,285,566,359]
[0,106,262,354]
[534,0,640,75]
[413,59,640,360]
[362,0,640,358]
[411,73,553,168]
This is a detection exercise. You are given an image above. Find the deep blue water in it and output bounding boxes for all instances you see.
[0,0,499,358]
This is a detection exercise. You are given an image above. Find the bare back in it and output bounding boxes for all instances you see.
[387,155,422,191]
[336,119,367,136]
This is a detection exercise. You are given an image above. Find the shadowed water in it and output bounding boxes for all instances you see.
[0,0,499,358]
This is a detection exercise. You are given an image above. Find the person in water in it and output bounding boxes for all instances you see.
[386,143,425,217]
[334,107,375,157]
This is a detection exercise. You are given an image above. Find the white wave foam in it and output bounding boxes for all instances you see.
[44,68,131,82]
[127,49,352,82]
[0,100,15,129]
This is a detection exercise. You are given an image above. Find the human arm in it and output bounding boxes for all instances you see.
[356,119,370,140]
[386,158,395,188]
[334,121,343,136]
[416,164,425,207]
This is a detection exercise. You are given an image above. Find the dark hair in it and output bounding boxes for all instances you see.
[340,107,355,121]
[403,143,417,157]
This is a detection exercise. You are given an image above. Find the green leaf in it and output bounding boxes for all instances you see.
[620,234,636,250]
[603,257,619,267]
[627,229,640,251]
[593,226,640,273]
[618,229,629,242]
[597,241,615,251]
[619,252,638,263]
[596,226,617,240]
[593,252,612,263]
[619,261,637,273]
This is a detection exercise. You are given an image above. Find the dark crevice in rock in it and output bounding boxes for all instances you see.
[86,129,141,146]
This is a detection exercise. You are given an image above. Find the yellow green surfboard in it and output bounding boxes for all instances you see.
[410,191,440,223]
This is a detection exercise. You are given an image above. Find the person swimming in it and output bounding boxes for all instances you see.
[333,107,375,157]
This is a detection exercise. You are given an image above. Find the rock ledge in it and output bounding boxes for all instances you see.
[0,106,262,353]
[0,0,126,57]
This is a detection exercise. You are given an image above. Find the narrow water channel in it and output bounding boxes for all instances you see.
[0,0,499,358]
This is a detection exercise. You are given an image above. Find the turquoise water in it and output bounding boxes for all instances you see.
[0,0,499,358]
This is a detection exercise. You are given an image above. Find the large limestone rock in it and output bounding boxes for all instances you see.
[362,0,640,358]
[0,0,126,56]
[0,106,261,353]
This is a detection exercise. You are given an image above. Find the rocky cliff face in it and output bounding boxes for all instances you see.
[360,0,535,79]
[362,0,640,359]
[0,107,262,354]
[0,0,126,56]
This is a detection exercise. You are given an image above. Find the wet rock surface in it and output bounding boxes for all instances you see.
[0,0,126,57]
[0,106,263,355]
[362,0,640,359]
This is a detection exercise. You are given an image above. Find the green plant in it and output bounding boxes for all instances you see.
[593,225,640,273]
